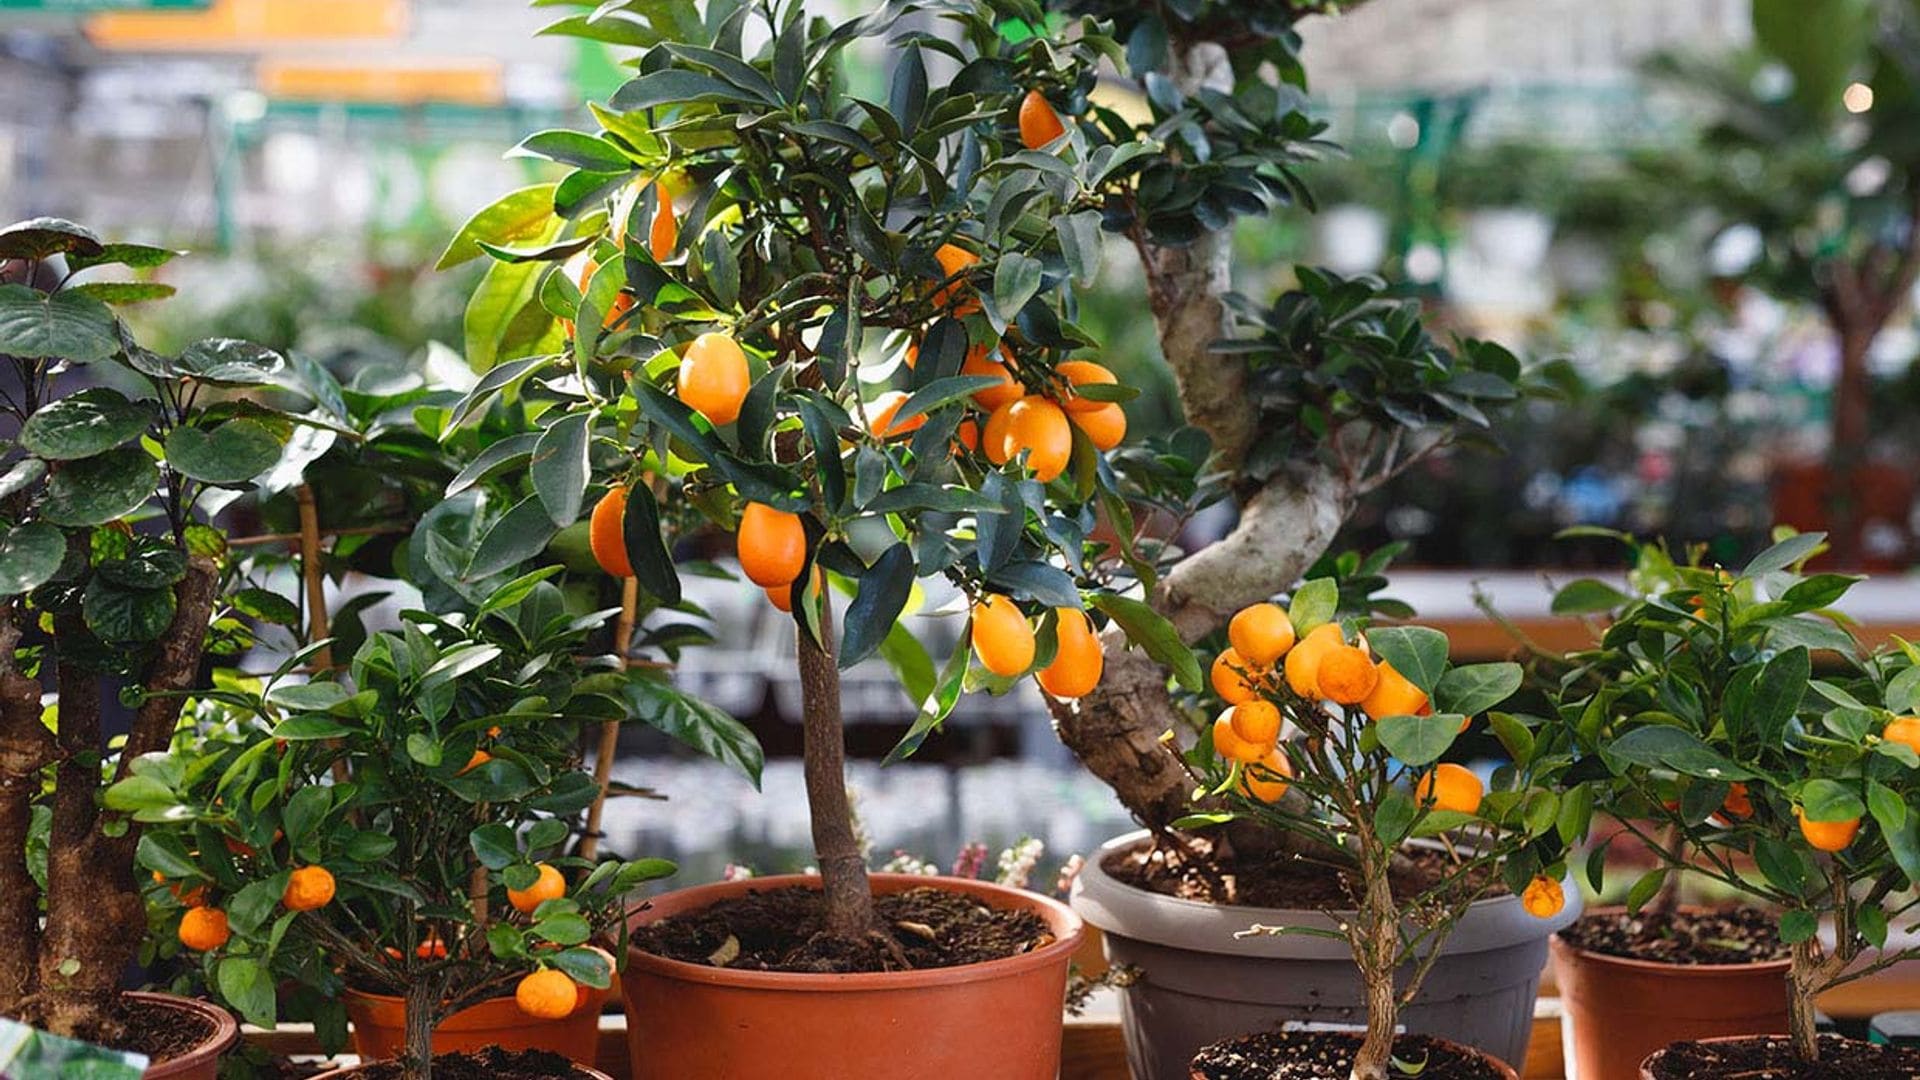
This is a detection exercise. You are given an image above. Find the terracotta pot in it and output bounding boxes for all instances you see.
[1073,831,1577,1080]
[343,984,610,1063]
[620,872,1082,1080]
[1636,1034,1832,1080]
[1187,1031,1519,1080]
[309,1057,613,1079]
[1551,912,1789,1080]
[131,991,239,1080]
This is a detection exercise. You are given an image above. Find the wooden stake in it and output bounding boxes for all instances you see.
[580,577,638,860]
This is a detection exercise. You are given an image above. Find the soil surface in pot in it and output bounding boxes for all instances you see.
[631,885,1053,973]
[1557,906,1787,965]
[1648,1034,1920,1079]
[92,996,218,1065]
[347,1047,596,1079]
[1192,1031,1506,1080]
[1105,836,1500,908]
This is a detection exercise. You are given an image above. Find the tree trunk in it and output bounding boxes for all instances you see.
[0,604,47,1014]
[402,974,443,1080]
[1787,938,1822,1063]
[795,599,875,941]
[1350,866,1400,1080]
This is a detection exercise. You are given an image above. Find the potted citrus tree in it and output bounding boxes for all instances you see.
[0,216,323,1077]
[1548,529,1920,1078]
[1079,577,1580,1080]
[117,578,706,1080]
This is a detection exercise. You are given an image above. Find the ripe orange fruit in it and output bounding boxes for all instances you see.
[508,863,566,914]
[999,395,1072,482]
[1210,647,1265,705]
[866,390,926,440]
[676,333,751,426]
[1211,713,1264,764]
[1018,89,1067,149]
[1797,809,1861,852]
[765,566,822,613]
[178,907,230,952]
[1239,749,1293,803]
[1884,716,1920,755]
[1036,607,1103,698]
[1317,645,1380,705]
[459,749,491,776]
[1415,763,1484,814]
[1230,699,1282,745]
[971,594,1036,677]
[1283,623,1345,699]
[1522,876,1565,919]
[934,243,981,314]
[283,866,336,912]
[515,968,579,1020]
[648,186,677,260]
[737,503,807,588]
[1070,402,1126,451]
[955,418,981,453]
[1056,360,1116,413]
[982,401,1018,465]
[153,871,208,908]
[561,253,634,334]
[1361,659,1428,720]
[1229,603,1296,667]
[1721,781,1753,819]
[589,486,633,578]
[963,346,1023,411]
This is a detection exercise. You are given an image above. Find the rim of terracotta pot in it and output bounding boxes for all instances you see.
[1636,1034,1818,1080]
[306,1058,613,1080]
[1072,829,1581,960]
[1551,905,1794,976]
[623,871,1083,992]
[1187,1030,1520,1080]
[127,990,240,1078]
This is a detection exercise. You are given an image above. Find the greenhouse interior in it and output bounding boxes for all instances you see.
[1,0,1918,1078]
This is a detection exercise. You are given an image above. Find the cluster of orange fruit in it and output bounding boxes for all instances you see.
[969,594,1103,699]
[1787,716,1920,853]
[171,864,336,952]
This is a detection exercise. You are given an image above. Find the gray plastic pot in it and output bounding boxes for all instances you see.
[1072,830,1580,1080]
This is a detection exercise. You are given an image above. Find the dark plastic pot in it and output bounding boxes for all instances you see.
[1072,831,1577,1080]
[621,872,1082,1080]
[1551,910,1790,1080]
[1188,1031,1520,1080]
[131,991,240,1080]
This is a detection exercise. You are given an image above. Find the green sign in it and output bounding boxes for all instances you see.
[0,0,209,10]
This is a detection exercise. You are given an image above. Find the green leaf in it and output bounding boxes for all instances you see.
[1625,868,1667,913]
[1287,578,1337,634]
[1550,578,1629,615]
[885,634,969,764]
[1434,662,1521,718]
[511,129,634,172]
[1090,593,1202,692]
[69,282,176,305]
[446,432,541,497]
[136,832,200,879]
[419,644,503,692]
[1743,532,1825,578]
[887,376,1003,429]
[610,69,769,110]
[1375,792,1417,845]
[552,945,614,988]
[1779,908,1819,945]
[0,459,44,502]
[67,242,181,273]
[0,522,64,596]
[1606,725,1753,781]
[840,543,914,670]
[173,339,287,387]
[1751,647,1810,746]
[266,682,350,711]
[102,775,175,813]
[0,284,119,361]
[1755,835,1809,896]
[19,389,154,460]
[1868,780,1907,834]
[531,413,592,527]
[1800,778,1866,822]
[217,956,278,1029]
[991,253,1043,323]
[82,579,175,643]
[1376,713,1463,767]
[622,481,682,605]
[0,217,102,260]
[271,715,353,741]
[877,619,936,707]
[1368,626,1449,694]
[467,496,560,579]
[232,587,300,626]
[532,912,592,946]
[621,676,763,787]
[282,785,332,846]
[470,823,519,870]
[406,732,443,767]
[164,420,284,486]
[464,259,552,375]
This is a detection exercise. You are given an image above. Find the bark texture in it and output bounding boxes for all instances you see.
[0,607,50,1015]
[795,601,876,941]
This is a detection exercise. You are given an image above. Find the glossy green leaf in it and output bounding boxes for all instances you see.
[0,522,64,596]
[19,389,153,460]
[0,284,119,361]
[164,420,284,486]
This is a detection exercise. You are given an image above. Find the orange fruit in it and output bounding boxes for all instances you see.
[152,871,207,908]
[515,969,579,1020]
[766,566,821,613]
[971,594,1035,677]
[955,419,981,453]
[561,253,634,334]
[1070,402,1126,451]
[963,346,1023,411]
[1210,647,1265,705]
[1884,716,1920,755]
[1521,876,1565,919]
[458,749,491,776]
[1018,89,1067,149]
[1036,607,1103,698]
[999,395,1072,482]
[934,243,980,314]
[1797,809,1860,852]
[508,863,566,914]
[1056,360,1116,413]
[737,503,807,588]
[676,333,751,426]
[1283,623,1345,699]
[1361,659,1428,720]
[178,907,230,952]
[1229,699,1282,745]
[1721,781,1753,819]
[1415,763,1483,814]
[1317,646,1380,705]
[648,186,677,260]
[415,934,449,960]
[589,486,633,578]
[982,401,1018,465]
[283,866,336,912]
[1239,749,1294,803]
[1229,603,1296,667]
[867,390,926,440]
[1211,713,1264,764]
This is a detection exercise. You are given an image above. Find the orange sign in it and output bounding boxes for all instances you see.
[86,0,405,50]
[259,59,503,105]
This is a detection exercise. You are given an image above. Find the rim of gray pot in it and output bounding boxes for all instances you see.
[1071,829,1582,960]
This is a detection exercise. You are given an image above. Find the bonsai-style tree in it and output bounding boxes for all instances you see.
[116,580,689,1079]
[1549,529,1920,1065]
[1188,574,1574,1079]
[0,217,317,1040]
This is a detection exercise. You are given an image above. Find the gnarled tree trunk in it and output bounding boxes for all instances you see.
[796,599,877,942]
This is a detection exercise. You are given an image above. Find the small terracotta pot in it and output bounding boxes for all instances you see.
[1551,912,1790,1080]
[621,873,1083,1080]
[1636,1034,1810,1080]
[1187,1031,1520,1080]
[131,991,239,1080]
[342,984,611,1064]
[309,1057,613,1079]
